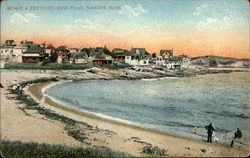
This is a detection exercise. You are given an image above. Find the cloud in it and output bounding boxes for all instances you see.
[193,4,208,16]
[196,12,246,31]
[196,18,219,30]
[119,5,148,17]
[9,13,38,24]
[73,19,104,30]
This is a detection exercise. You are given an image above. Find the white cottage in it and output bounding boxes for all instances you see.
[155,56,165,66]
[0,40,28,63]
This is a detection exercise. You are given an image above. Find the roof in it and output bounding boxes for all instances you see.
[21,40,33,45]
[130,48,148,58]
[112,48,129,54]
[53,48,69,52]
[5,40,15,43]
[168,57,179,61]
[160,50,173,57]
[71,52,87,59]
[5,40,16,46]
[23,45,44,54]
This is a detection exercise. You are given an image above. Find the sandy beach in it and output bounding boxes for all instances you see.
[1,69,249,157]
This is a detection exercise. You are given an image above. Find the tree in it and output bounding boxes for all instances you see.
[81,48,90,57]
[57,45,67,49]
[41,42,46,47]
[47,44,54,49]
[152,53,156,58]
[103,46,112,56]
[49,52,58,63]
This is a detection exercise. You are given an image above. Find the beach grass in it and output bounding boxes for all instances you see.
[4,63,91,70]
[0,140,132,158]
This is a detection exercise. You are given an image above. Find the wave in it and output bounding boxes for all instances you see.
[205,110,250,119]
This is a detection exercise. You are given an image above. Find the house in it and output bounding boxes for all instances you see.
[68,48,79,53]
[20,40,33,47]
[51,48,70,63]
[166,57,181,69]
[5,40,16,47]
[112,48,130,62]
[130,48,149,60]
[89,47,105,57]
[155,56,165,66]
[125,48,149,66]
[22,45,45,63]
[0,40,28,63]
[178,54,190,68]
[70,52,88,64]
[160,49,173,59]
[93,54,113,65]
[11,46,29,63]
[45,48,52,57]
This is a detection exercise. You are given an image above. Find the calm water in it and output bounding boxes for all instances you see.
[46,72,250,148]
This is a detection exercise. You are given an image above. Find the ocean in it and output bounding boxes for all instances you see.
[45,72,250,149]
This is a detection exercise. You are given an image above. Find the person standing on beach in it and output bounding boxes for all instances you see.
[231,128,243,147]
[205,123,215,143]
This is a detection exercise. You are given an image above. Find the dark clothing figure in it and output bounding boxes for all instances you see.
[231,128,243,147]
[205,123,215,143]
[0,83,3,88]
[234,128,242,139]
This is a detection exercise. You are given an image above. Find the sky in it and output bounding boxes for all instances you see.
[1,0,249,58]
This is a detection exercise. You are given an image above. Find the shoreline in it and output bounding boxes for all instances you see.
[27,73,249,156]
[39,76,248,146]
[2,69,250,157]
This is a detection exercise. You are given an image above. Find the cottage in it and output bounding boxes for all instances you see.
[22,45,45,63]
[160,49,173,59]
[89,47,105,57]
[93,55,113,65]
[5,40,16,47]
[70,52,88,64]
[125,48,149,66]
[51,48,70,63]
[0,40,28,63]
[155,56,165,66]
[166,57,181,69]
[20,40,33,47]
[112,48,130,62]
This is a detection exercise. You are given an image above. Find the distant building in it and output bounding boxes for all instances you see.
[22,45,45,63]
[5,40,16,47]
[0,40,28,63]
[166,57,181,69]
[178,54,190,68]
[70,52,88,64]
[125,48,149,66]
[160,49,173,59]
[93,54,113,65]
[89,47,105,57]
[51,48,70,63]
[155,56,165,66]
[112,48,130,62]
[20,40,33,47]
[131,48,149,60]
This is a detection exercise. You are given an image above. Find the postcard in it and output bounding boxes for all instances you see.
[0,0,249,157]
